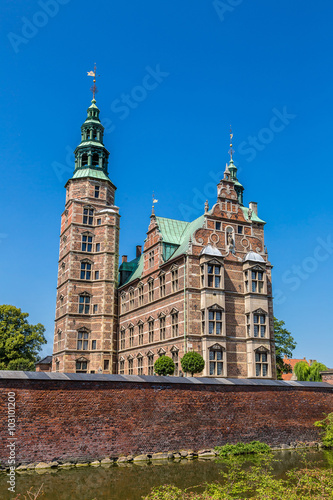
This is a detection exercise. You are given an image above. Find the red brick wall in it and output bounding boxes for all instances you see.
[0,377,332,465]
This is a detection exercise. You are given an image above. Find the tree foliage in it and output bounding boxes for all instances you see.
[181,351,205,377]
[0,305,46,370]
[154,356,175,376]
[274,317,297,379]
[294,360,328,382]
[314,413,333,448]
[143,453,333,499]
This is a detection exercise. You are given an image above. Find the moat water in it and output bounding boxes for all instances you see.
[1,450,332,500]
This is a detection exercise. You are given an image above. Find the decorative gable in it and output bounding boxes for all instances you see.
[253,308,267,315]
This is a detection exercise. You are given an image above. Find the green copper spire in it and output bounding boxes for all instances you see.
[228,127,244,205]
[71,98,110,181]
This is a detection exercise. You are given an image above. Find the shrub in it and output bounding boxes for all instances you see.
[154,356,175,376]
[180,351,205,377]
[215,441,271,457]
[314,413,333,448]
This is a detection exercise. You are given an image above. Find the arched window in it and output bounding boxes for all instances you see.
[92,153,99,167]
[81,153,88,167]
[85,130,90,140]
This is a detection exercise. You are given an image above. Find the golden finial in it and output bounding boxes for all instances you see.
[229,125,234,161]
[87,63,100,100]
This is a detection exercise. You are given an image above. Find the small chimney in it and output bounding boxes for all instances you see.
[122,255,127,263]
[249,202,258,215]
[136,245,142,258]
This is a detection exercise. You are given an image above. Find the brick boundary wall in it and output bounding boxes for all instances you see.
[0,372,332,465]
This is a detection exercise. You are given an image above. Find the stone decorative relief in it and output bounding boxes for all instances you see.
[209,232,219,244]
[241,238,250,249]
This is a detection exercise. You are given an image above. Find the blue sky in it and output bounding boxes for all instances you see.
[1,0,332,366]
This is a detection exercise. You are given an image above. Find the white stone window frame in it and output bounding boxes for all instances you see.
[246,308,268,339]
[170,308,179,338]
[119,356,125,374]
[208,343,226,377]
[137,281,144,306]
[78,292,92,315]
[82,205,94,226]
[120,327,126,350]
[254,346,271,378]
[137,320,144,345]
[200,257,224,289]
[137,353,144,375]
[170,345,179,375]
[129,286,135,310]
[158,312,166,340]
[170,264,179,293]
[120,291,127,314]
[128,322,134,347]
[148,277,154,303]
[202,304,226,337]
[80,258,93,281]
[77,327,90,350]
[147,316,155,343]
[244,264,266,295]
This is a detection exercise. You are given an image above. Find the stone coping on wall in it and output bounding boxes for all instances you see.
[0,371,332,389]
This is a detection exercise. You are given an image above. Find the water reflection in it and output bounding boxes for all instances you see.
[1,450,331,500]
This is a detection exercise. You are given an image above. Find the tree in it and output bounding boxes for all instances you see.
[308,362,328,382]
[154,356,175,376]
[274,317,297,379]
[181,351,205,377]
[0,305,46,370]
[294,360,328,382]
[294,360,310,381]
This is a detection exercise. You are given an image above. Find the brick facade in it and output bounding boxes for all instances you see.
[0,374,332,465]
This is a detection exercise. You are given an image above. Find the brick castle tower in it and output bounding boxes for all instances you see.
[52,97,120,374]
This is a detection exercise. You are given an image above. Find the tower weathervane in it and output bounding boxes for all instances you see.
[87,63,100,100]
[229,125,234,161]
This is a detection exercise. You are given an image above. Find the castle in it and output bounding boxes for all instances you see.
[52,96,276,379]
